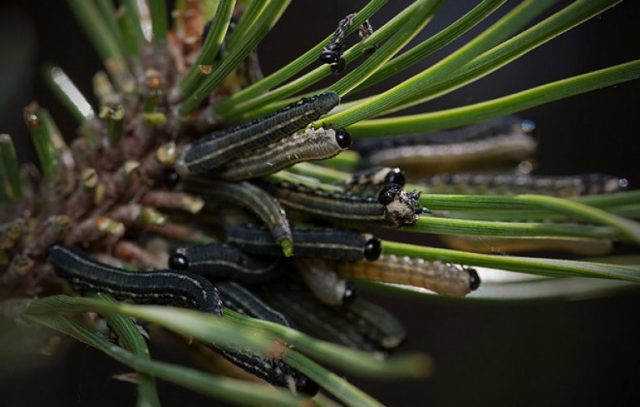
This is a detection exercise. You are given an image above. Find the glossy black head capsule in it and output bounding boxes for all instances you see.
[384,168,405,187]
[297,376,320,396]
[334,128,352,149]
[320,41,344,64]
[467,268,481,291]
[364,237,382,261]
[378,183,402,206]
[342,280,358,304]
[319,50,340,64]
[165,169,181,187]
[169,252,189,270]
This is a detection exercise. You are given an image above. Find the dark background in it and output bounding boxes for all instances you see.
[1,1,639,406]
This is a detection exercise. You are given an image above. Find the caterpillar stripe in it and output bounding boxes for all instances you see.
[176,92,340,175]
[267,181,423,227]
[47,244,223,315]
[218,127,351,181]
[418,173,629,197]
[336,254,480,297]
[169,243,281,284]
[184,178,293,255]
[294,258,355,306]
[227,224,381,261]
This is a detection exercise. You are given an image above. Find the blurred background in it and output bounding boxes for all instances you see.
[1,1,639,406]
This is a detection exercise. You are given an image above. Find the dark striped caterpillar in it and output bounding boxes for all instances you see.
[169,243,282,284]
[336,254,480,297]
[48,244,223,314]
[176,92,340,175]
[218,127,352,181]
[227,224,382,261]
[184,178,293,256]
[48,245,317,395]
[354,117,537,173]
[266,181,425,227]
[418,173,629,197]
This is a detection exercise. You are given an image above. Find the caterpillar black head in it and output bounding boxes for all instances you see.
[334,128,352,149]
[364,237,382,261]
[466,268,481,291]
[319,50,341,64]
[297,375,320,396]
[384,168,405,187]
[377,183,402,206]
[165,169,181,187]
[168,252,189,270]
[319,41,345,64]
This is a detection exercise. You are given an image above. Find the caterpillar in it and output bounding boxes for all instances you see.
[336,254,480,297]
[355,116,533,154]
[319,13,375,74]
[47,244,223,315]
[218,127,352,181]
[176,92,340,175]
[418,172,629,197]
[184,178,293,256]
[49,245,316,395]
[355,117,537,173]
[216,347,318,395]
[266,181,424,227]
[226,224,382,261]
[169,243,282,284]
